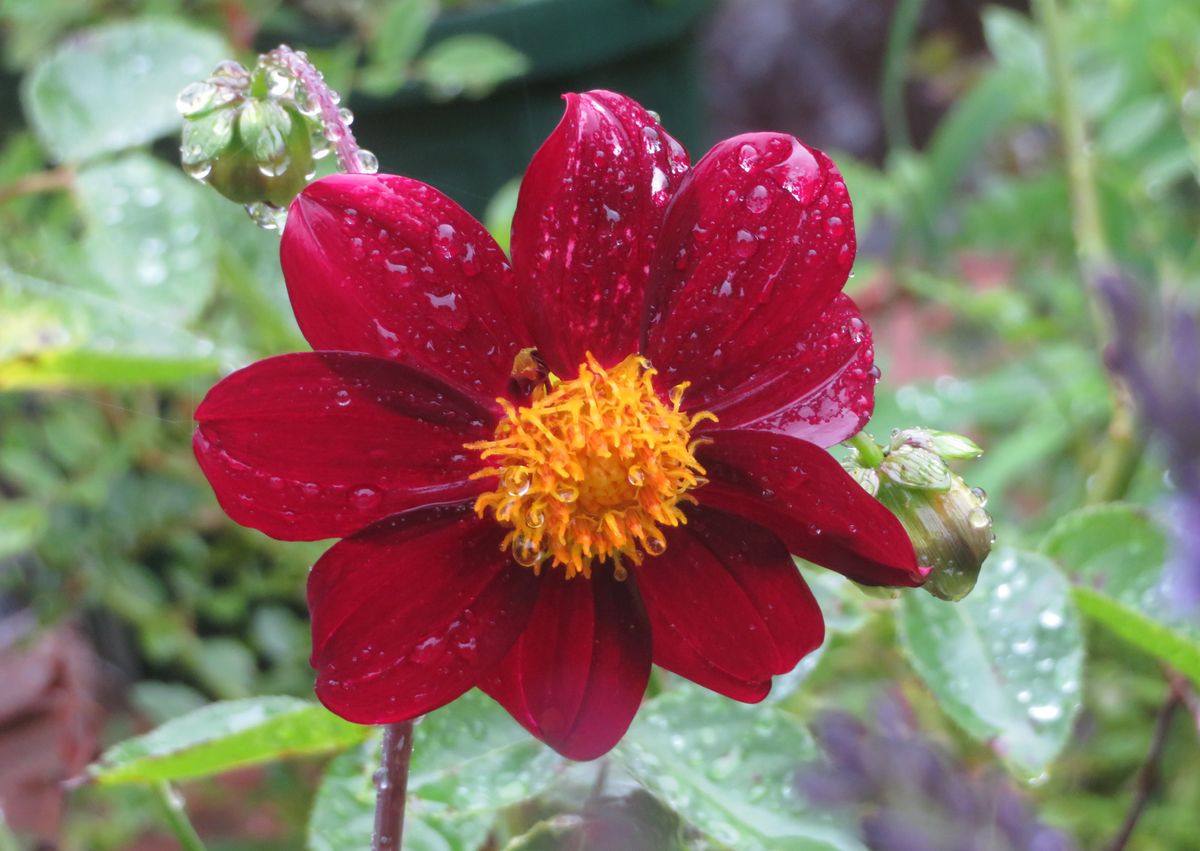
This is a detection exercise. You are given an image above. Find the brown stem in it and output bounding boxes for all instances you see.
[0,167,74,205]
[1103,688,1182,851]
[373,720,416,851]
[267,45,366,175]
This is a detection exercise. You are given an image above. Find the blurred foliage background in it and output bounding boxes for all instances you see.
[1,0,1198,849]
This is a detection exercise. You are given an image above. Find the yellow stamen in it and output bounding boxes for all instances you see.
[466,353,716,579]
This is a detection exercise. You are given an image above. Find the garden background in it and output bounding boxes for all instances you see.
[1,0,1198,849]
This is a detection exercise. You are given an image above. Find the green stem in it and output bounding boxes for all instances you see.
[882,0,925,153]
[0,812,20,851]
[152,782,207,851]
[846,431,885,468]
[1033,0,1142,503]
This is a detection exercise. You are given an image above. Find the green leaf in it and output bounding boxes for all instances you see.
[408,689,564,814]
[613,690,866,851]
[419,35,530,100]
[898,548,1084,778]
[75,154,218,324]
[1041,503,1200,683]
[0,499,48,559]
[308,738,491,851]
[359,0,438,97]
[89,697,371,785]
[0,268,220,389]
[21,19,228,163]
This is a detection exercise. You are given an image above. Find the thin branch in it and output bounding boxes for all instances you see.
[0,167,74,205]
[881,0,925,153]
[1032,0,1142,503]
[1103,689,1182,851]
[373,720,416,851]
[267,45,367,175]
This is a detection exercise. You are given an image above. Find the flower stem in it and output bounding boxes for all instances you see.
[373,720,416,851]
[1032,0,1141,503]
[881,0,925,153]
[1103,686,1182,851]
[845,431,885,469]
[152,782,207,851]
[267,45,365,175]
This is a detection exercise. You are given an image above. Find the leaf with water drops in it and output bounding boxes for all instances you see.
[613,689,867,851]
[21,19,227,163]
[897,548,1084,778]
[1041,503,1200,684]
[308,744,488,851]
[88,696,371,785]
[408,689,567,815]
[75,154,219,324]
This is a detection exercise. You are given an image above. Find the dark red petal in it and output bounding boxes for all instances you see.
[643,134,856,404]
[480,570,651,760]
[638,506,823,701]
[194,352,496,541]
[510,90,689,376]
[693,294,876,448]
[696,430,926,587]
[309,504,539,724]
[282,173,529,399]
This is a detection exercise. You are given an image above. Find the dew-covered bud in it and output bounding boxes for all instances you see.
[178,55,319,219]
[844,428,993,602]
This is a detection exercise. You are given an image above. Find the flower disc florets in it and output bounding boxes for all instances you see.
[467,353,715,579]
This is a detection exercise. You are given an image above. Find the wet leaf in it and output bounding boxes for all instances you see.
[898,548,1084,778]
[409,689,566,814]
[1041,503,1200,684]
[614,690,867,851]
[308,736,493,851]
[21,19,228,163]
[419,35,530,100]
[0,269,221,389]
[89,697,370,785]
[0,499,48,559]
[75,154,218,324]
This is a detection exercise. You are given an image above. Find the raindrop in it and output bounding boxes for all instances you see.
[183,159,212,181]
[512,534,541,567]
[352,486,381,510]
[645,532,667,555]
[733,229,758,258]
[503,468,531,497]
[338,107,354,126]
[971,486,988,506]
[826,215,845,238]
[968,508,991,529]
[355,149,380,174]
[737,143,760,172]
[245,201,284,230]
[334,389,352,406]
[176,81,216,116]
[1028,704,1062,723]
[556,484,578,503]
[1039,610,1064,629]
[627,466,645,486]
[745,184,771,214]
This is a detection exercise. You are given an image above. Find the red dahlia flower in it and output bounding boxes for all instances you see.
[194,90,926,760]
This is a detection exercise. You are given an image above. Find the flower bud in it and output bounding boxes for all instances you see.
[845,428,993,602]
[178,58,317,217]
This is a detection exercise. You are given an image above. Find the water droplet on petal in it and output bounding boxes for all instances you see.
[745,184,771,214]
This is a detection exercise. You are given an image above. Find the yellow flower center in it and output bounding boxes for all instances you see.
[466,353,716,580]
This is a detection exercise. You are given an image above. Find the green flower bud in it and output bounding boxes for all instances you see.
[177,58,317,215]
[844,428,994,602]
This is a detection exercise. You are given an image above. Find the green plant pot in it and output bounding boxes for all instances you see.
[351,0,715,215]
